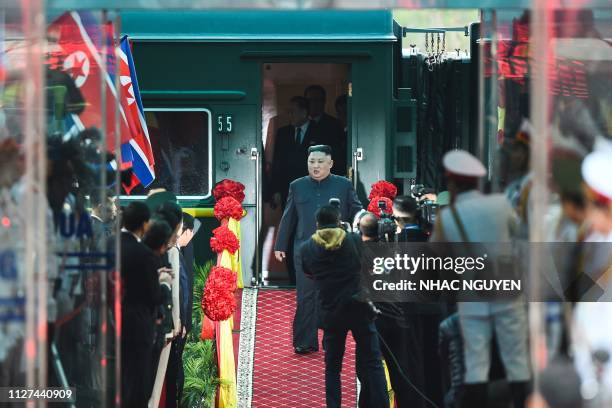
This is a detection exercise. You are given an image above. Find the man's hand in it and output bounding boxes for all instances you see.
[275,251,286,262]
[158,267,173,285]
[158,266,173,277]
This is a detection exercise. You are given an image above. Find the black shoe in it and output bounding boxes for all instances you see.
[294,346,318,354]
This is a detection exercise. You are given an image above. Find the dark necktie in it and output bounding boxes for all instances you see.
[295,127,302,144]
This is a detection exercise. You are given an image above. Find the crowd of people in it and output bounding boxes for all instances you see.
[272,129,612,408]
[120,191,200,407]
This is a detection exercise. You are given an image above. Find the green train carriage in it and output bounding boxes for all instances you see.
[120,9,477,284]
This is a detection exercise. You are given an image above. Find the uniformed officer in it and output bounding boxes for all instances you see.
[581,150,612,240]
[274,145,362,354]
[431,149,531,408]
[572,149,612,405]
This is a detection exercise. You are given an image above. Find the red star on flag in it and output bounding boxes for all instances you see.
[69,55,86,80]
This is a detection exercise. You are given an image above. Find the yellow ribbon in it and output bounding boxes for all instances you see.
[383,359,395,407]
[227,217,244,289]
[216,318,237,408]
[215,218,241,407]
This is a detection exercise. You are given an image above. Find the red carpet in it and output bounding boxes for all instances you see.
[251,290,357,407]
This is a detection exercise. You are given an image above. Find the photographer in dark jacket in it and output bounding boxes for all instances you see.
[394,195,445,407]
[393,195,429,242]
[299,205,388,408]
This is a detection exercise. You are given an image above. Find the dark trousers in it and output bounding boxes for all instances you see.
[421,313,445,407]
[177,336,187,402]
[376,314,425,408]
[280,198,296,286]
[165,336,187,408]
[293,246,319,349]
[122,341,153,408]
[323,321,389,408]
[285,240,296,285]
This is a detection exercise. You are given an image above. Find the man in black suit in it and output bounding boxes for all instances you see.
[120,202,170,407]
[274,145,362,354]
[270,96,319,209]
[167,212,200,408]
[304,85,347,176]
[271,96,320,285]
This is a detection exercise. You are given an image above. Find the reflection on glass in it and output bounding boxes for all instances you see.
[44,10,119,407]
[127,110,211,197]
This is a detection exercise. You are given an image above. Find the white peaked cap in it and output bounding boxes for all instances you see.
[582,150,612,201]
[442,149,487,178]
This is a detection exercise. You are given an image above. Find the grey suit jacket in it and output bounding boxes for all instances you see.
[274,174,362,252]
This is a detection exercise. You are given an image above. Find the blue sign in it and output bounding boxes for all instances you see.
[56,212,93,239]
[0,250,16,280]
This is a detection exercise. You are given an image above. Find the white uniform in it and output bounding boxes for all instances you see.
[431,150,531,384]
[572,149,612,403]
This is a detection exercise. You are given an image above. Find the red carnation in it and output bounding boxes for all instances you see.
[213,179,246,203]
[202,266,237,321]
[210,225,240,254]
[367,196,393,219]
[214,196,244,221]
[368,180,398,201]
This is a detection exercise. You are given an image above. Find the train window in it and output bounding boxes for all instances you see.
[122,109,212,198]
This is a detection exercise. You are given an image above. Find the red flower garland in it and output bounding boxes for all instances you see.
[367,196,393,219]
[210,225,240,254]
[202,266,237,321]
[368,180,398,201]
[214,196,244,221]
[213,179,246,203]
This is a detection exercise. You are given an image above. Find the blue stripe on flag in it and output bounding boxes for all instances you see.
[120,36,146,116]
[121,143,134,163]
[130,144,154,187]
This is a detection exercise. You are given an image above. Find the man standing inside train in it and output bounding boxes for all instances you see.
[271,96,319,209]
[274,145,362,354]
[304,85,347,175]
[271,96,320,285]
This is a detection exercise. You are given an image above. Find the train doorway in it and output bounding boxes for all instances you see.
[260,62,350,286]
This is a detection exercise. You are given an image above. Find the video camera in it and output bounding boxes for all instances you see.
[410,184,439,231]
[328,198,352,232]
[376,199,396,242]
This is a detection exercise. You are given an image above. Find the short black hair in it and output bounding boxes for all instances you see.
[316,205,340,227]
[451,177,479,193]
[304,85,326,99]
[90,188,114,208]
[143,218,172,252]
[157,201,183,227]
[393,195,418,215]
[335,94,347,109]
[560,191,585,209]
[359,212,378,238]
[290,96,310,113]
[122,201,151,232]
[182,212,195,231]
[156,204,182,232]
[308,144,332,156]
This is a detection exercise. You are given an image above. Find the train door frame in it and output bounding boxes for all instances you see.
[257,60,353,288]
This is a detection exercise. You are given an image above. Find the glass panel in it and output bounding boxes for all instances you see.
[1,0,46,389]
[123,109,211,197]
[45,10,120,406]
[530,5,612,404]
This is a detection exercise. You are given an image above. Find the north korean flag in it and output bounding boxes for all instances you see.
[47,11,134,165]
